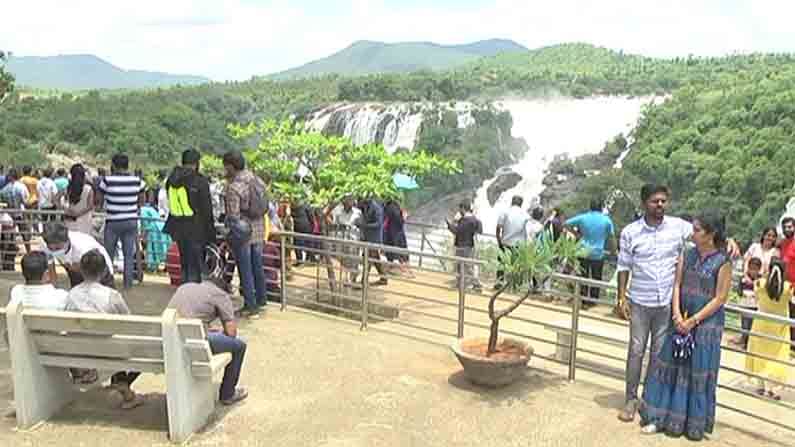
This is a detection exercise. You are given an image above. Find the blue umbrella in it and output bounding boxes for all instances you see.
[393,173,419,190]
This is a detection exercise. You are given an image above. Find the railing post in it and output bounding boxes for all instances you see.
[419,226,426,269]
[457,256,466,338]
[315,241,321,302]
[568,279,581,382]
[280,233,287,311]
[361,247,370,331]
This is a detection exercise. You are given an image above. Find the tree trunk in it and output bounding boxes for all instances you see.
[487,318,500,355]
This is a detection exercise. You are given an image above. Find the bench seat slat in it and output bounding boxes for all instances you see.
[34,333,164,360]
[24,310,162,337]
[39,354,165,374]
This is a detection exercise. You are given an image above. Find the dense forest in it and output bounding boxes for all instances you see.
[1,43,794,238]
[557,61,795,243]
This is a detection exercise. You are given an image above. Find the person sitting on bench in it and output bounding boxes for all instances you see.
[167,275,248,405]
[65,250,143,409]
[10,251,69,311]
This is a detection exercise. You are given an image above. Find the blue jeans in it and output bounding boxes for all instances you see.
[231,241,266,309]
[177,239,207,285]
[207,333,246,401]
[104,219,139,289]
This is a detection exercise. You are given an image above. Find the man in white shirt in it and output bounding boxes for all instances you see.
[42,221,115,288]
[37,168,60,219]
[526,207,545,241]
[331,195,362,284]
[10,251,69,310]
[495,195,530,287]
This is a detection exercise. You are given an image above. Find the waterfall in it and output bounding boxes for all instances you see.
[473,96,656,235]
[306,102,475,152]
[307,103,423,152]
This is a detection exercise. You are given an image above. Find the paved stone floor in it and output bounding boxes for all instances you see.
[0,271,792,446]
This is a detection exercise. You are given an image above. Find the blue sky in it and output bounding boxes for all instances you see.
[3,0,795,80]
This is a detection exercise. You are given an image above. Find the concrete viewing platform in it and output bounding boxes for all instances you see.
[0,271,792,446]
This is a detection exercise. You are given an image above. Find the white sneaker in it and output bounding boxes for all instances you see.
[641,424,659,434]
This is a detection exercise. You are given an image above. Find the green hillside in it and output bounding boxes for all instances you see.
[267,39,527,80]
[2,42,795,231]
[6,54,210,90]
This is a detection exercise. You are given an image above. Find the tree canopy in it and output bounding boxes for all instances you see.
[226,118,459,207]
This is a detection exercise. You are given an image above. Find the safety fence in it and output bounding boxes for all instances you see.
[271,230,795,436]
[0,209,792,435]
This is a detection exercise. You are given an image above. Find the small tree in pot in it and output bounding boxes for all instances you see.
[453,234,584,387]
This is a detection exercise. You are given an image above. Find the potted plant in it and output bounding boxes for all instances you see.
[452,235,584,387]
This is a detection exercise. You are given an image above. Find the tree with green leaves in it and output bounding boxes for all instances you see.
[486,236,584,354]
[227,118,460,208]
[0,50,14,104]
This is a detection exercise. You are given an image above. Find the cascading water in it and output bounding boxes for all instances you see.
[306,102,476,153]
[472,96,657,234]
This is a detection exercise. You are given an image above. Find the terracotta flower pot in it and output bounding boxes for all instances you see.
[451,337,533,387]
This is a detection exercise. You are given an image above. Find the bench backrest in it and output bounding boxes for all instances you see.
[2,298,216,376]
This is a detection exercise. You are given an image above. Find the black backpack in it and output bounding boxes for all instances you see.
[242,175,269,220]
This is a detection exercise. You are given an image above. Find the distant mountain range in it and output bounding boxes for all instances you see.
[6,54,210,90]
[267,39,528,80]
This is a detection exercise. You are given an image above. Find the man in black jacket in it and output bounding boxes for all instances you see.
[164,149,216,284]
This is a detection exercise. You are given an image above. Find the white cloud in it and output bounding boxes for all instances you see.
[2,0,794,80]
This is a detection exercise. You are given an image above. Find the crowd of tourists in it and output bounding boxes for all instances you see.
[449,184,793,440]
[1,154,793,439]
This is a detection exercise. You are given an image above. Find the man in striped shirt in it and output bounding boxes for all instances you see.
[616,184,738,422]
[97,154,146,289]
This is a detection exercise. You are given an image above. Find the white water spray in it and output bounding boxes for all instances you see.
[472,96,655,234]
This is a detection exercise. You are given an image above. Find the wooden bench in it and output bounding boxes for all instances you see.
[1,295,232,443]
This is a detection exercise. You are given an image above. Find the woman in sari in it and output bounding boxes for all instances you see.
[639,212,733,440]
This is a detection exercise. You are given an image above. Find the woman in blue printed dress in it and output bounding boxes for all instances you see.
[639,212,733,441]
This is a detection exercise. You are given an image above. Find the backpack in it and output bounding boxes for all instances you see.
[242,175,269,220]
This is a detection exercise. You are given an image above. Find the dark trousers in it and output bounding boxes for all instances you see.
[294,234,317,263]
[208,333,247,401]
[177,239,207,285]
[111,371,141,386]
[104,219,139,289]
[67,268,115,289]
[791,303,795,352]
[366,248,386,277]
[578,258,604,307]
[740,308,755,348]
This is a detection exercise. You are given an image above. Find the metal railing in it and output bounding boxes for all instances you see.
[271,229,795,436]
[0,209,791,436]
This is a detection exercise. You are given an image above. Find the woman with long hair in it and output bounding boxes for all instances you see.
[733,228,781,346]
[744,227,780,275]
[746,258,792,401]
[57,164,94,235]
[639,211,733,440]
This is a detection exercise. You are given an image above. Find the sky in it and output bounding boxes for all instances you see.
[3,0,795,81]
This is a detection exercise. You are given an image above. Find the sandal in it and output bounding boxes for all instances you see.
[755,388,766,397]
[766,391,781,401]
